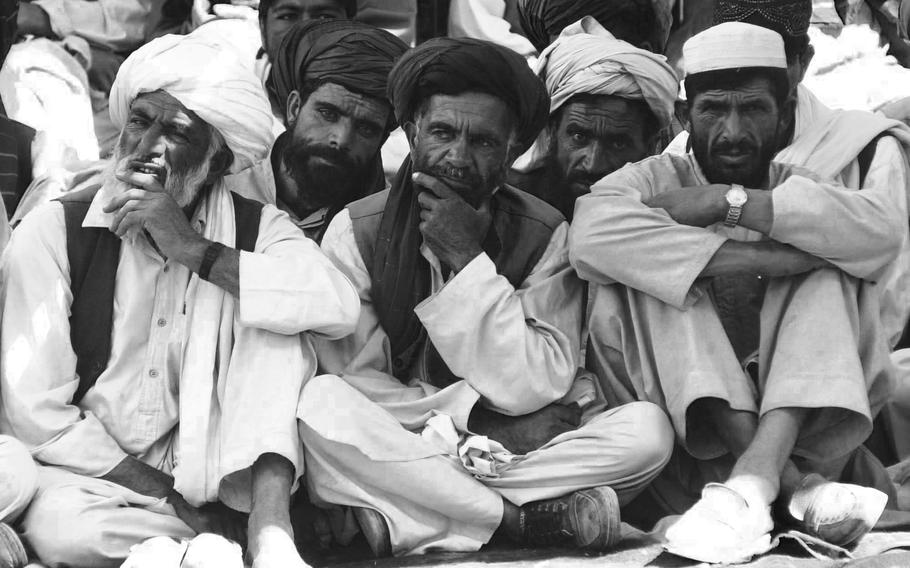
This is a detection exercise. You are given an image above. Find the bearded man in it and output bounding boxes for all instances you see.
[572,22,906,563]
[265,19,406,242]
[0,32,360,568]
[509,16,677,220]
[296,37,673,558]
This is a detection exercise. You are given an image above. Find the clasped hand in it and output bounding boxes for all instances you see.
[413,172,492,273]
[644,184,729,227]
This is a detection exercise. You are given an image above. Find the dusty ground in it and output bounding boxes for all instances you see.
[302,527,910,568]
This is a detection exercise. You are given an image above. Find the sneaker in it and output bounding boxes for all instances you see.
[664,483,774,564]
[0,523,26,568]
[789,474,888,547]
[353,507,391,558]
[520,486,622,550]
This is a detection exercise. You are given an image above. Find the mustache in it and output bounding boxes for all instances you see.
[284,140,357,172]
[711,141,757,156]
[424,164,485,188]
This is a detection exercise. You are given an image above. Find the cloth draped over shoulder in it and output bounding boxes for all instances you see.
[374,39,550,380]
[267,19,409,128]
[109,31,274,173]
[387,36,550,149]
[517,0,673,52]
[515,16,678,171]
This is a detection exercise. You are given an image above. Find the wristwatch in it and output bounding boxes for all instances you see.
[724,184,748,227]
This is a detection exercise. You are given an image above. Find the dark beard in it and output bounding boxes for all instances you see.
[691,133,777,188]
[281,138,372,211]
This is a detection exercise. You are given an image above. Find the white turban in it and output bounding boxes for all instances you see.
[109,32,274,173]
[536,16,678,129]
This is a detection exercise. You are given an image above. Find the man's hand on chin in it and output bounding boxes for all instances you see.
[468,403,582,455]
[104,172,206,262]
[413,171,492,273]
[645,184,729,227]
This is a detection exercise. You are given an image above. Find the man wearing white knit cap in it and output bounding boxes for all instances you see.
[572,22,902,563]
[0,29,360,568]
[509,16,678,220]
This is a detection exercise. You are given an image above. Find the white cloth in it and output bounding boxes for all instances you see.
[448,0,536,58]
[683,22,786,75]
[109,31,274,173]
[32,0,167,52]
[298,374,673,554]
[0,436,38,524]
[0,183,359,508]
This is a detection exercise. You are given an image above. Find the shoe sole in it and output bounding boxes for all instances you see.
[571,486,622,550]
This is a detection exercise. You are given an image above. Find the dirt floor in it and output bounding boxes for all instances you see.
[303,526,910,568]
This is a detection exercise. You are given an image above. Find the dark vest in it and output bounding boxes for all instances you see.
[0,115,35,219]
[348,184,564,386]
[59,187,264,404]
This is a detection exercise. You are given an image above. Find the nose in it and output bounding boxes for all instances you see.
[579,142,612,177]
[444,135,470,166]
[718,108,747,145]
[136,126,167,160]
[327,121,354,151]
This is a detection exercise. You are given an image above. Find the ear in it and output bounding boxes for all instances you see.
[675,99,690,131]
[403,120,418,153]
[206,146,235,183]
[286,90,303,127]
[797,44,815,84]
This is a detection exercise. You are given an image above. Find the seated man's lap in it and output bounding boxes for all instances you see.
[0,435,37,523]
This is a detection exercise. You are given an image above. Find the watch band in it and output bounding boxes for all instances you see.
[724,203,743,227]
[198,242,226,281]
[724,184,746,228]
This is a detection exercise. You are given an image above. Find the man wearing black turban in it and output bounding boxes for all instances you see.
[298,37,673,558]
[264,19,406,242]
[517,0,673,53]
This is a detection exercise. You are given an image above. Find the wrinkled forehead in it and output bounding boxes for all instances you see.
[129,91,212,137]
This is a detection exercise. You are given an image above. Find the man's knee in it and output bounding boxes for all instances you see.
[0,436,37,523]
[22,482,120,567]
[601,401,674,475]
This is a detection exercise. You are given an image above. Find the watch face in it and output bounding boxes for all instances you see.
[726,186,748,207]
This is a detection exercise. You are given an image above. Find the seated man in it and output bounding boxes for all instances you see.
[0,32,359,568]
[572,22,905,563]
[266,19,406,241]
[508,15,677,220]
[297,37,673,557]
[517,0,672,53]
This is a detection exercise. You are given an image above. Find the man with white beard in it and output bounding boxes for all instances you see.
[0,31,359,568]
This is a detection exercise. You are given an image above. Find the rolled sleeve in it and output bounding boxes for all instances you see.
[238,205,359,338]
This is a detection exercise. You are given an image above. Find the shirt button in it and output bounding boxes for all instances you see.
[149,369,159,378]
[157,318,167,327]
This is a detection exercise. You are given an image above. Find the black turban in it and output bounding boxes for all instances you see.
[267,19,408,128]
[387,37,549,150]
[517,0,672,53]
[714,0,812,40]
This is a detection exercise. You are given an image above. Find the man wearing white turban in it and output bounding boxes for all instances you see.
[509,17,678,219]
[0,31,360,568]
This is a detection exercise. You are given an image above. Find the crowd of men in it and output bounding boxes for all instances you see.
[2,0,910,567]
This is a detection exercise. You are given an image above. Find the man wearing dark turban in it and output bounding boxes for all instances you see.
[297,37,673,557]
[517,0,673,53]
[265,19,406,242]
